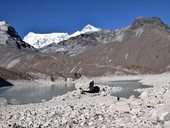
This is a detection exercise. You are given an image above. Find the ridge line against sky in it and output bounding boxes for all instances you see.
[0,0,170,38]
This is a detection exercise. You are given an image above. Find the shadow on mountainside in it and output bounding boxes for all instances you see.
[0,77,13,87]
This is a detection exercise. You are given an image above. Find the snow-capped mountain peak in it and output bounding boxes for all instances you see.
[23,32,69,49]
[23,24,101,49]
[0,21,7,26]
[69,24,101,38]
[81,24,101,33]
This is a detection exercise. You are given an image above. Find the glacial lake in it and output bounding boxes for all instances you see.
[97,80,153,98]
[0,80,153,105]
[0,83,75,105]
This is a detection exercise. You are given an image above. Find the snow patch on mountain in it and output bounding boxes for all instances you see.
[23,24,101,49]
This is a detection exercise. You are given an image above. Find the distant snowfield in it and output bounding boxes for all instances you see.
[23,24,101,49]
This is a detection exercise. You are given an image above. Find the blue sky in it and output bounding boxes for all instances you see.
[0,0,170,38]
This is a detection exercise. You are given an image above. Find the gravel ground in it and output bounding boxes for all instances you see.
[1,73,170,128]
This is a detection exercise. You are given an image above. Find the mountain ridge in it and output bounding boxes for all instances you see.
[23,24,101,49]
[1,17,170,80]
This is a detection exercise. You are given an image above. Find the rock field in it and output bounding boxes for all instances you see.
[1,73,170,128]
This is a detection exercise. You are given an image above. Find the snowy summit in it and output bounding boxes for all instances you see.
[81,24,101,33]
[23,24,101,49]
[23,32,69,49]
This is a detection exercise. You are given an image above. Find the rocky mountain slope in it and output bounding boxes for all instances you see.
[0,67,29,80]
[0,21,36,79]
[0,21,34,49]
[38,17,170,76]
[70,17,170,74]
[40,27,128,55]
[1,17,170,80]
[0,21,35,66]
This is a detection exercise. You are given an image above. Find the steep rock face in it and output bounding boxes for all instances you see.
[0,21,33,49]
[0,21,36,77]
[130,17,170,29]
[0,21,21,45]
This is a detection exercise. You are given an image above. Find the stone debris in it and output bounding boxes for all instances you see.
[0,75,170,127]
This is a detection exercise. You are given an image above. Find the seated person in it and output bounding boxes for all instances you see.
[82,81,100,93]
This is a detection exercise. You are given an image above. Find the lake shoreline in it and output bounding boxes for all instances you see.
[1,73,170,127]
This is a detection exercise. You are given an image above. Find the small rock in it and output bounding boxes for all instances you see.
[140,91,148,99]
[88,121,93,126]
[129,95,135,99]
[130,108,141,115]
[100,91,107,97]
[164,112,170,121]
[115,102,130,112]
[164,121,170,128]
